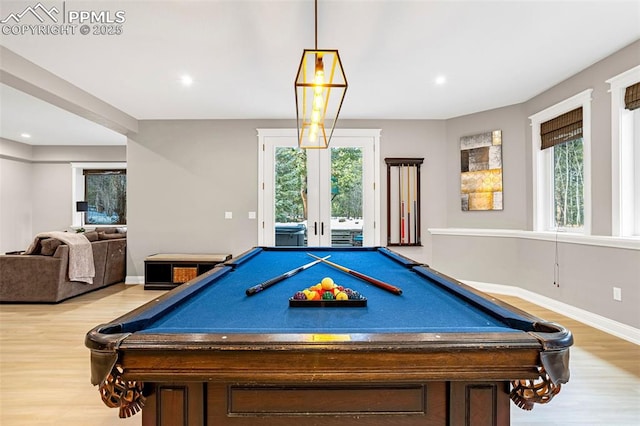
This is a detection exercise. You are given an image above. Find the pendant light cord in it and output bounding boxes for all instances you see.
[314,0,318,50]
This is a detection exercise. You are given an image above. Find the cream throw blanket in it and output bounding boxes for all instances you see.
[25,231,95,284]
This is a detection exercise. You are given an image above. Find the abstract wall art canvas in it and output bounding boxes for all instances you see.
[460,130,503,211]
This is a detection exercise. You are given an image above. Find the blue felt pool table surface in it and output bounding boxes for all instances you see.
[136,247,532,335]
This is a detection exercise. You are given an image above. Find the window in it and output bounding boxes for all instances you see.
[607,66,640,237]
[71,162,126,227]
[542,107,585,229]
[84,169,126,225]
[530,90,592,233]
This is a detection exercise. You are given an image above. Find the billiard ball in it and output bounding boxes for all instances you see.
[322,291,335,300]
[321,277,335,290]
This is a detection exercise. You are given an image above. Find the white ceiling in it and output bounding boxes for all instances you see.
[1,0,639,146]
[0,83,127,145]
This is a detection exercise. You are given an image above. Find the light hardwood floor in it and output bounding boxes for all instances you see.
[1,284,638,425]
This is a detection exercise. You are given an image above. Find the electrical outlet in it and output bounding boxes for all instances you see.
[224,211,233,219]
[613,287,622,302]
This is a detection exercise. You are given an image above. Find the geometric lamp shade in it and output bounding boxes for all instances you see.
[76,201,88,227]
[295,49,347,149]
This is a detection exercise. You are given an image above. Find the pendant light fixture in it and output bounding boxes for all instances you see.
[294,0,348,149]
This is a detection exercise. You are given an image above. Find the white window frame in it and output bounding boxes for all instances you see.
[70,162,126,228]
[607,65,640,237]
[529,89,593,234]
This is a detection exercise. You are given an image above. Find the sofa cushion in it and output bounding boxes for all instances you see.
[28,239,42,255]
[40,238,63,256]
[104,239,127,285]
[84,231,99,242]
[98,232,126,240]
[90,240,108,287]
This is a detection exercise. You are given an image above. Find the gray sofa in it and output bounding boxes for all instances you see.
[0,230,126,303]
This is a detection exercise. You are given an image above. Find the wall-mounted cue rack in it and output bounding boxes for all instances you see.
[385,158,423,246]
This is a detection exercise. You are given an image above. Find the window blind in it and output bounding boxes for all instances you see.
[624,82,640,111]
[540,107,583,150]
[83,169,126,176]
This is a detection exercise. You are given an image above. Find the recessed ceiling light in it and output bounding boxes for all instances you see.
[180,74,193,87]
[435,75,446,85]
[20,133,31,138]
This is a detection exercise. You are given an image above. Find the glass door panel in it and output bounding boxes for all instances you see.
[329,147,363,247]
[274,147,308,247]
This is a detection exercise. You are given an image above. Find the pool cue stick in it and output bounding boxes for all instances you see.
[399,167,402,244]
[245,255,330,296]
[407,165,411,243]
[307,253,403,295]
[407,164,411,244]
[400,165,405,244]
[401,200,405,243]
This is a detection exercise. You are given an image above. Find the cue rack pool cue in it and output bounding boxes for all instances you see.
[398,165,404,243]
[306,253,403,295]
[407,164,411,244]
[245,255,330,296]
[398,166,405,244]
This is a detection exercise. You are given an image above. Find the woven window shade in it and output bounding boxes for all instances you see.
[624,82,640,111]
[83,169,126,175]
[540,107,583,150]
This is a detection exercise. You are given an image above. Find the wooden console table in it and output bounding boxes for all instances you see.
[144,253,231,290]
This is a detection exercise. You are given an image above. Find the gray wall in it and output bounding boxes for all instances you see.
[30,163,72,236]
[434,40,640,328]
[431,234,639,328]
[444,104,527,230]
[127,120,272,276]
[0,140,126,252]
[127,119,447,277]
[0,139,33,253]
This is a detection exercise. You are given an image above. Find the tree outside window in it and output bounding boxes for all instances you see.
[84,170,126,225]
[275,148,307,223]
[553,138,584,228]
[330,147,363,219]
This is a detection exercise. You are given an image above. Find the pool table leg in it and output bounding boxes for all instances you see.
[142,383,205,426]
[449,381,511,425]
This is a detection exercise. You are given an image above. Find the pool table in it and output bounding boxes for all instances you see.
[86,247,572,425]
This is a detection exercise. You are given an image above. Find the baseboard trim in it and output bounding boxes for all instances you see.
[126,275,144,285]
[465,280,640,345]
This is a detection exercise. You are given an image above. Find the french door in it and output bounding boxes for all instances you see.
[258,129,380,247]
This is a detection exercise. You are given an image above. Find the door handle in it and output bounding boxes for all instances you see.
[314,222,318,235]
[321,222,325,235]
